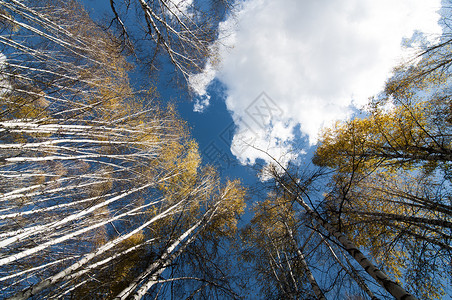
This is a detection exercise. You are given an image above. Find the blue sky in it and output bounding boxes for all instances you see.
[81,0,443,185]
[190,0,442,166]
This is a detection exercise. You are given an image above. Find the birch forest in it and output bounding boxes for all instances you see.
[0,0,451,299]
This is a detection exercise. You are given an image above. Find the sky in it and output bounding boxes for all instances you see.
[189,0,443,167]
[81,0,443,181]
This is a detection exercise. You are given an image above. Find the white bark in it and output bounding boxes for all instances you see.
[0,192,117,221]
[0,186,161,266]
[284,222,326,300]
[320,234,378,300]
[68,239,156,280]
[0,184,156,249]
[277,178,417,300]
[0,256,78,283]
[8,199,186,300]
[116,205,219,300]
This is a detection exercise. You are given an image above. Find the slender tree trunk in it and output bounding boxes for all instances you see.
[7,200,185,300]
[351,210,452,229]
[275,176,417,300]
[115,205,219,299]
[284,222,326,300]
[320,234,379,300]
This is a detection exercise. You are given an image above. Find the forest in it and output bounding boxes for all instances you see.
[0,0,450,299]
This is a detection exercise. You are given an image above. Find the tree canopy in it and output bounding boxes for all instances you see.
[312,21,452,299]
[0,1,245,298]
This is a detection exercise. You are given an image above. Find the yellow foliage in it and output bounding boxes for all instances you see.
[208,179,247,236]
[314,98,443,175]
[120,231,145,248]
[315,58,452,296]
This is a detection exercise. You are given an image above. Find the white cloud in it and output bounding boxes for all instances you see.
[193,94,210,112]
[190,0,442,165]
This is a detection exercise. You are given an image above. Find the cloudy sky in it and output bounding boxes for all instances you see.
[189,0,442,165]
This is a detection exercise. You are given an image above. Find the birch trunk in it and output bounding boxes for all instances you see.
[284,222,326,300]
[8,200,185,300]
[116,205,219,300]
[275,177,416,300]
[320,234,378,300]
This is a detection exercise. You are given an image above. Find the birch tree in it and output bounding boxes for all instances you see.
[242,171,383,300]
[0,1,246,299]
[241,196,326,299]
[108,0,234,82]
[320,168,451,299]
[254,161,417,300]
[312,14,452,299]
